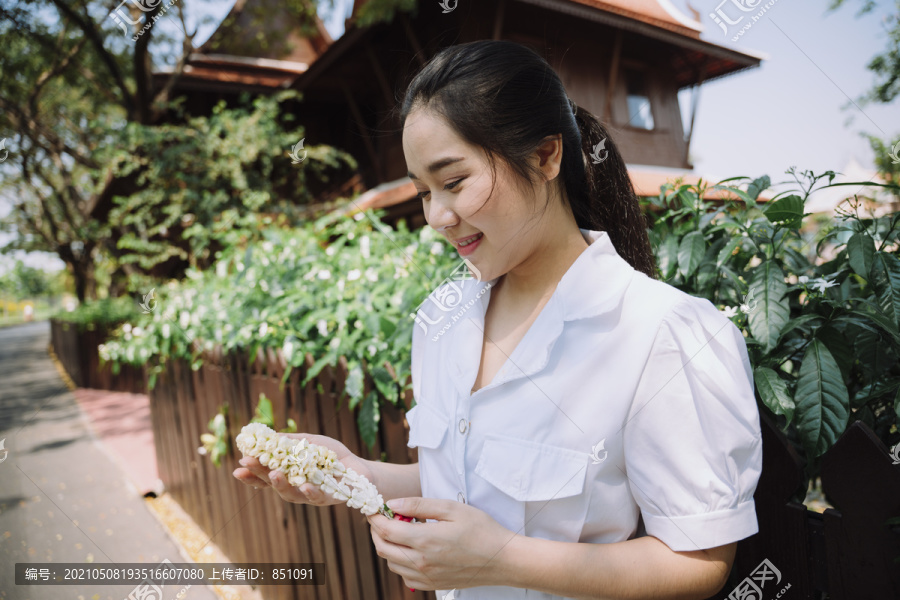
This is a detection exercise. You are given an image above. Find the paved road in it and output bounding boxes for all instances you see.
[0,321,219,600]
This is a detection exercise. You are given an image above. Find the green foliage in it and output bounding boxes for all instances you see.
[99,208,458,450]
[353,0,419,28]
[106,92,357,274]
[53,295,141,332]
[643,168,900,477]
[0,260,60,300]
[828,0,900,104]
[199,404,230,467]
[250,393,297,433]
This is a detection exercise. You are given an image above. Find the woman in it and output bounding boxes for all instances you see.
[234,40,762,600]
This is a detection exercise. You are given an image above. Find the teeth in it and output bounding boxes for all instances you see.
[459,234,482,247]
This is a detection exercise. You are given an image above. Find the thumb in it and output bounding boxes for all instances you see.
[387,497,454,521]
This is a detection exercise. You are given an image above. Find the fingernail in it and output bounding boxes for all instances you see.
[386,499,401,511]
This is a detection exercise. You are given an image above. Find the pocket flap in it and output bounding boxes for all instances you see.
[474,434,588,502]
[406,403,448,449]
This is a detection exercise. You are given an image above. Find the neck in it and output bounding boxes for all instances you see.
[496,225,590,306]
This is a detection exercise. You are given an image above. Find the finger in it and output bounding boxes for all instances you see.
[232,468,269,489]
[267,470,313,504]
[239,456,271,481]
[298,482,331,504]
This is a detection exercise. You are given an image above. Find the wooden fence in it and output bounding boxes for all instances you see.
[52,327,900,599]
[49,319,147,393]
[710,412,900,600]
[150,344,422,600]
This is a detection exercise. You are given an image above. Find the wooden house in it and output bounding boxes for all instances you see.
[155,0,766,228]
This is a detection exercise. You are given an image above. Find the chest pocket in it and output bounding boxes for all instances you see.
[406,402,449,450]
[474,433,591,541]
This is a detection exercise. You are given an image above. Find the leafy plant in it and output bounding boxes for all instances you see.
[199,404,229,467]
[53,295,142,332]
[250,393,298,433]
[643,168,900,485]
[98,207,459,451]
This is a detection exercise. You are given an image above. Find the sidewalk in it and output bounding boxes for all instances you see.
[0,321,223,600]
[71,388,163,498]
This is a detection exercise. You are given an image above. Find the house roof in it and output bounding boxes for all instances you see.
[557,0,704,39]
[153,0,332,94]
[335,166,772,219]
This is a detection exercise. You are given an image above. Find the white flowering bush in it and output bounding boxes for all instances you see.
[235,422,407,519]
[98,209,458,449]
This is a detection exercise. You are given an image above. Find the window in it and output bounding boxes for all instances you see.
[624,68,654,130]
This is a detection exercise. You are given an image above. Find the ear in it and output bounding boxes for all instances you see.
[532,133,564,182]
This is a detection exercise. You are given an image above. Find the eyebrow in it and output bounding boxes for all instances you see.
[407,156,466,180]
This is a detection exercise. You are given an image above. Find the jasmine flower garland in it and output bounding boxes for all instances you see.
[235,423,408,519]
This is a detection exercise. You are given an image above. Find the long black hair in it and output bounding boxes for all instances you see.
[394,39,656,279]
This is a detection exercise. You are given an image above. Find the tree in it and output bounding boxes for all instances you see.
[829,0,900,104]
[0,260,57,300]
[0,0,413,302]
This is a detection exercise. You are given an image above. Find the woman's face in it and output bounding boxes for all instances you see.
[403,107,555,283]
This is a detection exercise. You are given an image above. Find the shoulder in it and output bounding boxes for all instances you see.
[626,272,727,326]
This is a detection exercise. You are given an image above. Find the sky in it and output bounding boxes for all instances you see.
[2,0,898,276]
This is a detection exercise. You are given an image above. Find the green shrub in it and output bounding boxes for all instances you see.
[643,168,899,483]
[53,295,142,332]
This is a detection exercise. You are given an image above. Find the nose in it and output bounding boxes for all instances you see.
[425,195,459,234]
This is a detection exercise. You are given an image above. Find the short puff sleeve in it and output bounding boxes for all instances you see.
[623,294,762,551]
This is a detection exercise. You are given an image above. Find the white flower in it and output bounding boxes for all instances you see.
[259,322,269,337]
[360,236,370,258]
[318,270,332,280]
[430,241,444,255]
[162,323,171,339]
[180,311,190,329]
[317,319,328,336]
[123,323,132,334]
[365,267,378,282]
[720,306,739,318]
[798,275,809,284]
[235,423,389,518]
[326,246,336,256]
[347,269,361,281]
[810,278,838,293]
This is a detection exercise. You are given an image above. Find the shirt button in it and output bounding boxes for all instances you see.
[458,418,468,434]
[457,492,466,504]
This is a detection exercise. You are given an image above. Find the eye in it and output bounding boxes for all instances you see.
[416,177,466,201]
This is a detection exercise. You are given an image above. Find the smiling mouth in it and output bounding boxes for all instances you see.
[455,233,483,247]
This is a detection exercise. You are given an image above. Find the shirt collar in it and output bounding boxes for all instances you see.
[479,228,636,322]
[445,229,637,395]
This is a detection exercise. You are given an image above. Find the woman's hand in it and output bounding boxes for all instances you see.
[366,497,517,591]
[232,433,373,506]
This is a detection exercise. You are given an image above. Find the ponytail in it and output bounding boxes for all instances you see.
[567,103,657,279]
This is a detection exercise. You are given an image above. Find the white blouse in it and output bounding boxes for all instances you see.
[406,228,763,600]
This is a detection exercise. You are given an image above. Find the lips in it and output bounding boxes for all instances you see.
[455,233,483,247]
